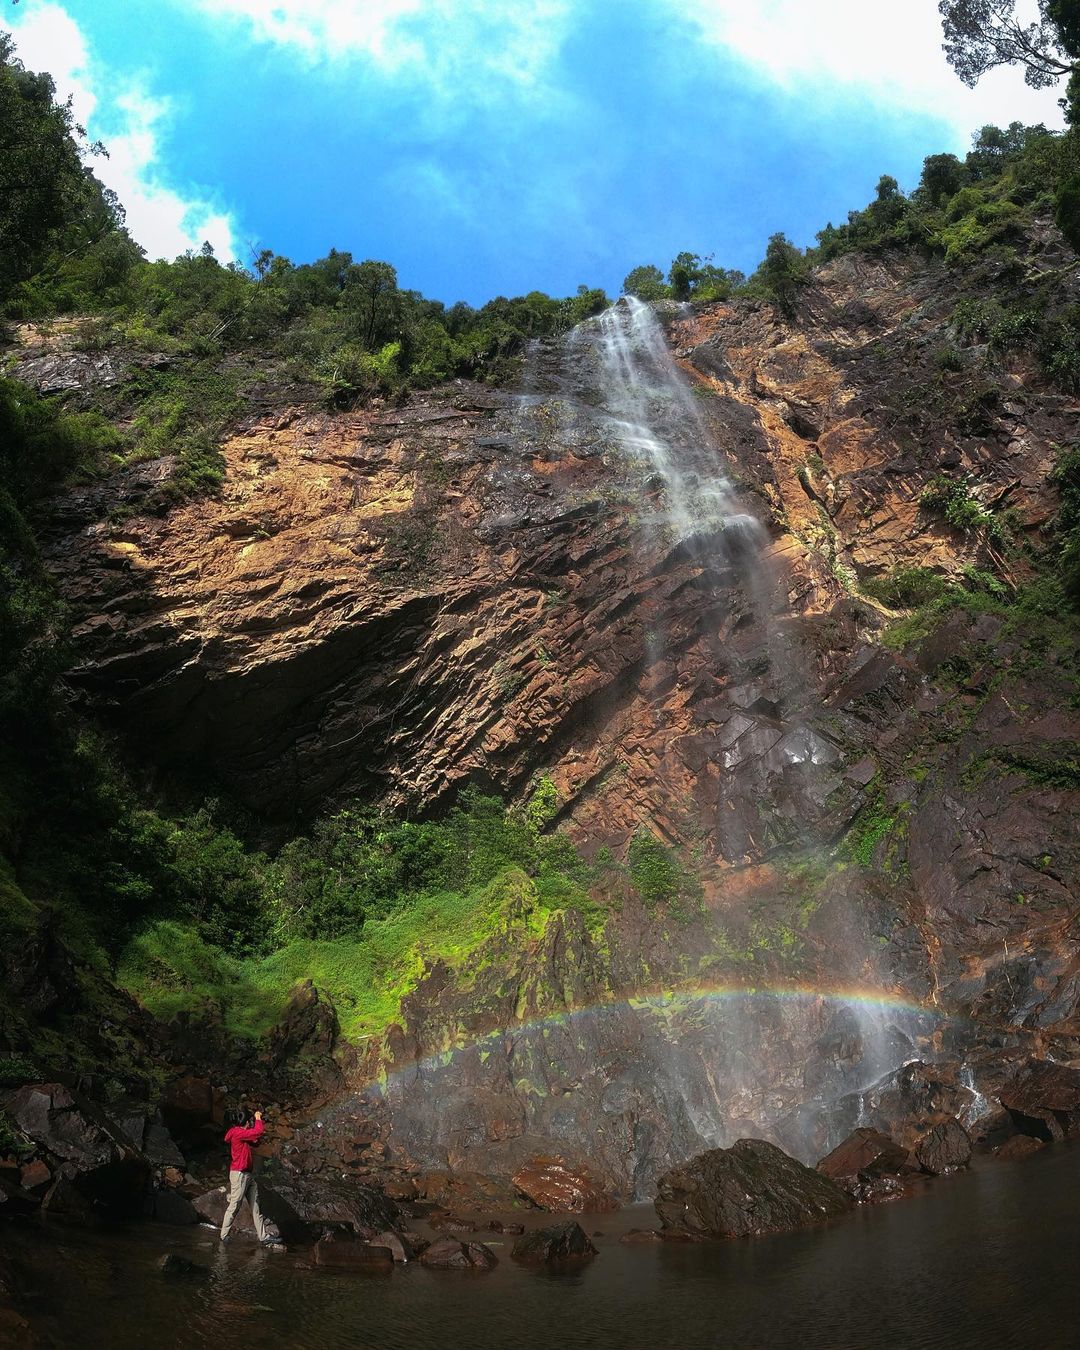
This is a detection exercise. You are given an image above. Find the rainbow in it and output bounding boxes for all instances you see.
[356,979,951,1094]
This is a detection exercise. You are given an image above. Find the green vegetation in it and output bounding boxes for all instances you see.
[627,831,703,920]
[919,474,1007,542]
[861,566,950,609]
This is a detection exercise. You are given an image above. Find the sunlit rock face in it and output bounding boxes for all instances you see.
[40,239,1080,1187]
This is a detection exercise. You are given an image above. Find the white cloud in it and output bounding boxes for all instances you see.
[181,0,573,98]
[674,0,1066,148]
[5,3,240,261]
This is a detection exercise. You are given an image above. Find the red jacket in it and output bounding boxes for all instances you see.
[225,1119,264,1172]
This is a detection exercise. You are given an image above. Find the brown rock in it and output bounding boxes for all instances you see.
[995,1134,1046,1161]
[655,1139,852,1239]
[915,1120,972,1175]
[620,1228,663,1244]
[511,1222,598,1264]
[313,1236,393,1271]
[817,1128,911,1182]
[512,1155,618,1213]
[419,1236,498,1271]
[999,1060,1080,1141]
[18,1160,51,1193]
[369,1230,414,1262]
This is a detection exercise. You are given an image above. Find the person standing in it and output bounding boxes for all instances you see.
[220,1107,279,1247]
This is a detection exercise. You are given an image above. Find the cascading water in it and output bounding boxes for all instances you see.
[345,297,944,1195]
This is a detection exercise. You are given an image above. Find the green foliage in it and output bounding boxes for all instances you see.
[1049,443,1080,600]
[920,474,1005,539]
[0,1053,40,1088]
[626,831,701,918]
[749,233,806,317]
[1055,174,1080,248]
[623,264,671,301]
[861,566,950,609]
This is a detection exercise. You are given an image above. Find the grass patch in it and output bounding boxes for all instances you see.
[119,866,599,1041]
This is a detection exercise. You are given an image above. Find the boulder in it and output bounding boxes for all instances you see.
[620,1228,663,1244]
[313,1236,393,1271]
[414,1169,527,1213]
[159,1254,207,1278]
[817,1128,911,1181]
[419,1236,498,1271]
[655,1139,853,1239]
[150,1187,200,1226]
[999,1059,1080,1141]
[915,1120,972,1175]
[512,1156,618,1213]
[2,1084,149,1217]
[996,1133,1045,1161]
[816,1128,912,1200]
[369,1230,414,1263]
[261,1171,399,1237]
[18,1161,51,1193]
[511,1221,597,1264]
[485,1218,524,1235]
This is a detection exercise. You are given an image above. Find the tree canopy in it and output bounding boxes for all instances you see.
[938,0,1077,88]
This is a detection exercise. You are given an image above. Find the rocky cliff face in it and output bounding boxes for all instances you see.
[27,234,1080,1195]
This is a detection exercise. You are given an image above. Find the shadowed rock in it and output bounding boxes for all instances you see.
[655,1139,853,1238]
[915,1120,972,1174]
[511,1221,597,1264]
[817,1127,912,1200]
[999,1060,1080,1141]
[419,1236,498,1270]
[313,1236,394,1271]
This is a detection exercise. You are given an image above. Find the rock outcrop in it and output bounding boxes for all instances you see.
[655,1138,853,1238]
[510,1221,597,1263]
[10,232,1078,1201]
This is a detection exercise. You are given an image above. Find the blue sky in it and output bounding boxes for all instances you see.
[5,0,1065,306]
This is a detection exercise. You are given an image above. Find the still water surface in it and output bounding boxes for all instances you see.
[8,1141,1080,1350]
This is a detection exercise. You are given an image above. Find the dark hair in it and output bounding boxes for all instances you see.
[225,1106,254,1130]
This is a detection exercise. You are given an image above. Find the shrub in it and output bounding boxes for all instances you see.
[861,567,949,608]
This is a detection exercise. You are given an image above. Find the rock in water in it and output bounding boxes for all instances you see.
[655,1139,853,1238]
[418,1237,498,1270]
[914,1120,972,1175]
[312,1236,394,1271]
[512,1156,618,1213]
[816,1128,912,1200]
[999,1059,1080,1141]
[159,1254,207,1278]
[511,1222,598,1264]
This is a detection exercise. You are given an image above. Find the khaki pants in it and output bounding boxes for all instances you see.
[221,1169,269,1241]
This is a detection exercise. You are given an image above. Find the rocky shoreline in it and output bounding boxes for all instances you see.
[3,1050,1079,1339]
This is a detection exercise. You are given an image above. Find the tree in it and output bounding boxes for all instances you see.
[756,233,805,318]
[920,152,966,204]
[622,264,669,301]
[938,1,1076,88]
[0,35,101,302]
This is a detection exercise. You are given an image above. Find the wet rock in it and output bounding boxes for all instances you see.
[485,1218,524,1234]
[419,1236,498,1270]
[999,1060,1080,1141]
[159,1254,207,1278]
[915,1120,972,1175]
[414,1170,527,1213]
[655,1139,853,1239]
[264,1171,399,1237]
[313,1236,394,1271]
[369,1230,415,1262]
[3,1084,149,1217]
[429,1211,479,1233]
[620,1227,663,1244]
[18,1161,50,1193]
[150,1187,199,1225]
[816,1127,912,1199]
[511,1221,597,1264]
[995,1134,1046,1161]
[512,1155,618,1213]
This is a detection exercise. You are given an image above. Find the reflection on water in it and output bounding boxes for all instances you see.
[7,1142,1080,1350]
